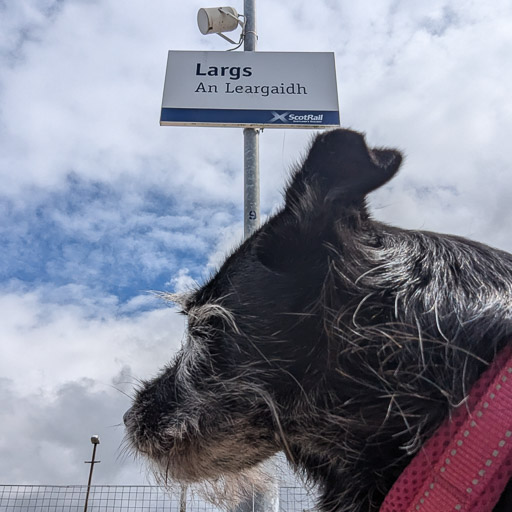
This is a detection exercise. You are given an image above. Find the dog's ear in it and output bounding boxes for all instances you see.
[285,129,402,215]
[254,129,402,273]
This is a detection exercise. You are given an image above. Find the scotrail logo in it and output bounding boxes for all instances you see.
[269,111,324,124]
[268,111,290,123]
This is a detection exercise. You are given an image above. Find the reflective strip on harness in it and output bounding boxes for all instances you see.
[380,344,512,512]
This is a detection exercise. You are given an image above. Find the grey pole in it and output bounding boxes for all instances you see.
[243,0,260,239]
[179,485,188,512]
[83,436,101,512]
[238,5,278,511]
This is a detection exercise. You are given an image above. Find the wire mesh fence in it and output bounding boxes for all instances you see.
[0,485,317,512]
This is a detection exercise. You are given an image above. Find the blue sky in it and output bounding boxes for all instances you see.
[1,0,512,487]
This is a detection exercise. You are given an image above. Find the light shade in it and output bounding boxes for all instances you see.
[197,7,238,35]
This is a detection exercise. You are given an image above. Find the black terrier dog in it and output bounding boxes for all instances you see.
[124,129,512,512]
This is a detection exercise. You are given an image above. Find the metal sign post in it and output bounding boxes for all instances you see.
[243,0,259,238]
[238,1,275,509]
[241,6,279,510]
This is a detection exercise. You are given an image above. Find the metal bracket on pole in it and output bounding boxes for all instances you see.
[217,8,246,46]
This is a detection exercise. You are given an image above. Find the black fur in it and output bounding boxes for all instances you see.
[124,129,512,512]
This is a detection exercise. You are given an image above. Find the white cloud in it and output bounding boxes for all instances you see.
[0,375,150,484]
[0,283,184,396]
[169,268,200,294]
[0,281,187,484]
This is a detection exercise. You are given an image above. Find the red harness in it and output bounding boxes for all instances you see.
[380,344,512,512]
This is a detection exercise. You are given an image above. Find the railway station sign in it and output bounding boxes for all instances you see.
[160,51,340,129]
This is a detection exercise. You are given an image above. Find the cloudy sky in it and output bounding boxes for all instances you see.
[1,0,512,487]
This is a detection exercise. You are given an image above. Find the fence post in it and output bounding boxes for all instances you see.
[180,485,188,512]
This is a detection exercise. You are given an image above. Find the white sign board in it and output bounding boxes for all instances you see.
[161,51,340,128]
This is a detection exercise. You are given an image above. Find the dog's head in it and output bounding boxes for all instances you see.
[124,129,512,511]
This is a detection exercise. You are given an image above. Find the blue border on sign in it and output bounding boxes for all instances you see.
[160,108,340,126]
